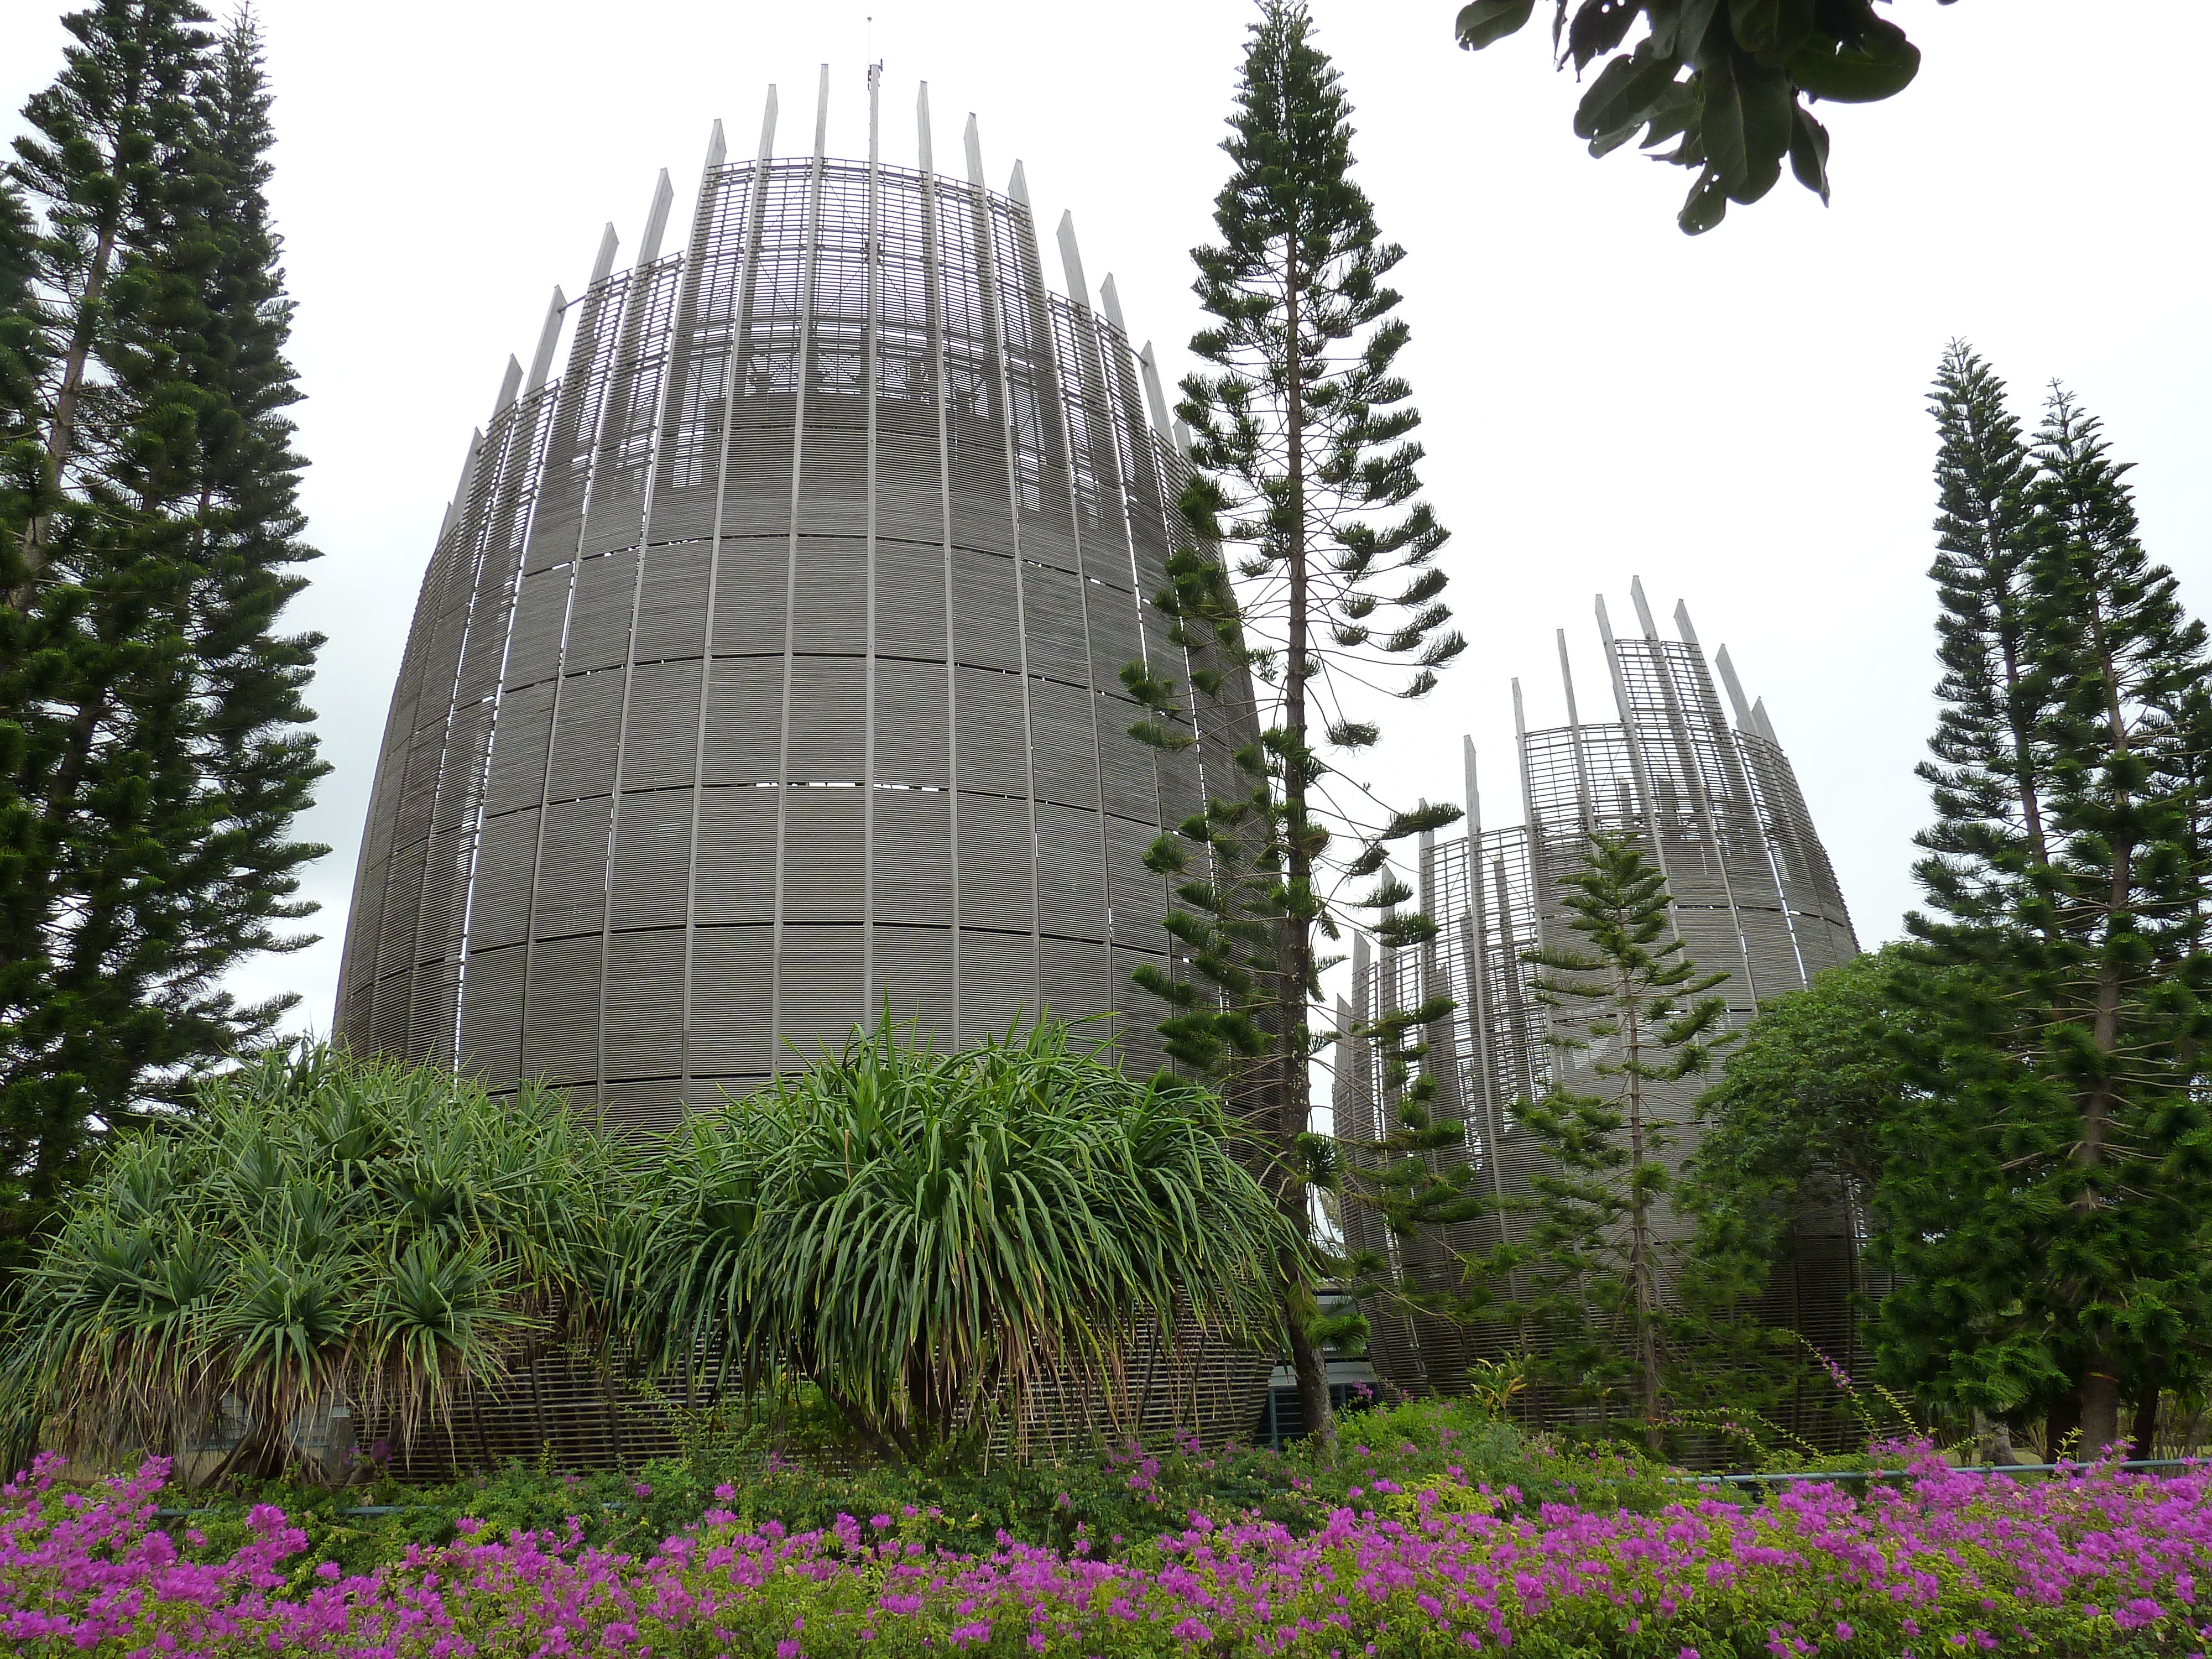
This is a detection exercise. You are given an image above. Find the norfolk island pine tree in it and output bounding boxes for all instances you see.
[1461,832,1730,1453]
[0,1,326,1274]
[3,0,219,1267]
[1884,346,2212,1455]
[1121,0,1465,1450]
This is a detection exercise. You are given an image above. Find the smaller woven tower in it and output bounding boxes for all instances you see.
[1337,580,1867,1420]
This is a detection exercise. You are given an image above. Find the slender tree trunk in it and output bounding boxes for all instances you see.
[1621,982,1662,1454]
[2044,1390,2082,1462]
[15,72,138,608]
[1995,627,2049,867]
[1281,1248,1331,1447]
[2074,942,2125,1454]
[2128,1375,2160,1463]
[2070,600,2132,1458]
[34,687,112,845]
[1273,227,1332,1454]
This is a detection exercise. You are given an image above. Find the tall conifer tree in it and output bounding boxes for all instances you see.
[1887,351,2212,1453]
[0,179,43,508]
[0,173,59,1260]
[2,0,211,1266]
[9,0,206,597]
[2020,390,2212,1449]
[1877,347,2063,1437]
[173,7,326,1018]
[1,2,325,1271]
[0,169,51,771]
[1473,833,1729,1451]
[1127,0,1463,1446]
[1913,343,2051,951]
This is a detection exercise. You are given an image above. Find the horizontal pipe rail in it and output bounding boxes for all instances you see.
[1670,1458,2209,1486]
[139,1459,2210,1522]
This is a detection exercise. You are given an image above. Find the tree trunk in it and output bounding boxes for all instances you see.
[2044,1390,2081,1463]
[15,67,139,607]
[2080,1363,2122,1458]
[1285,1284,1333,1455]
[2067,598,2132,1463]
[1989,1414,2018,1467]
[1276,220,1331,1455]
[1993,624,2048,868]
[1621,980,1662,1455]
[2127,1376,2160,1463]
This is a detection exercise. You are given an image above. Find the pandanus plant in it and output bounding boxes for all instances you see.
[1,1046,634,1481]
[635,1018,1305,1460]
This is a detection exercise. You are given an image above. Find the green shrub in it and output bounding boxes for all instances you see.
[632,1016,1304,1459]
[0,1046,634,1482]
[149,1396,1687,1576]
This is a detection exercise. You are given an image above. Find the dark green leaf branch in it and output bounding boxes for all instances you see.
[1453,0,1953,233]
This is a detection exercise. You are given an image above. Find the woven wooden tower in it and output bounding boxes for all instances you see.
[1337,582,1868,1436]
[335,69,1272,1466]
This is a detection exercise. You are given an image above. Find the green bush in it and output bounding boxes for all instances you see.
[150,1396,1684,1577]
[633,1016,1304,1459]
[4,1021,1311,1480]
[1,1046,633,1482]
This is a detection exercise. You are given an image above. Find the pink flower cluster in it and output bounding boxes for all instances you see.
[6,1446,2211,1657]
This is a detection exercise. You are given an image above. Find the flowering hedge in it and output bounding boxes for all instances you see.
[6,1448,2210,1658]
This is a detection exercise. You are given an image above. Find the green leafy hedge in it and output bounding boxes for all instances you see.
[160,1399,1665,1579]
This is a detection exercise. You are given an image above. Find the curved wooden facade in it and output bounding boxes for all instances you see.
[1338,584,1869,1433]
[335,84,1225,1125]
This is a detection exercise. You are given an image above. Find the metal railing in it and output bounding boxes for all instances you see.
[1671,1457,2209,1489]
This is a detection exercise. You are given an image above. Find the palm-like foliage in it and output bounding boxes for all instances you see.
[2,1046,632,1480]
[638,1018,1302,1460]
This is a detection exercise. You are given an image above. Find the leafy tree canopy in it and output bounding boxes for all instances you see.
[1678,945,1911,1308]
[1454,0,1956,233]
[1666,948,1927,1454]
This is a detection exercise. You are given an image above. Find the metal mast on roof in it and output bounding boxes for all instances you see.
[1679,600,1809,989]
[1557,627,1597,831]
[525,291,567,396]
[1594,591,1686,948]
[1631,580,1757,1008]
[517,209,626,1088]
[593,162,682,1103]
[966,111,1045,999]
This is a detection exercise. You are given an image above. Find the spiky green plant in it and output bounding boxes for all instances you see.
[638,1018,1304,1461]
[1,1045,633,1481]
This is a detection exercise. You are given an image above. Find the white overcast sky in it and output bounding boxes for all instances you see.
[4,1,2208,1040]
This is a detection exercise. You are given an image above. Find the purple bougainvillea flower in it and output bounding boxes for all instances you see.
[6,1441,2210,1658]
